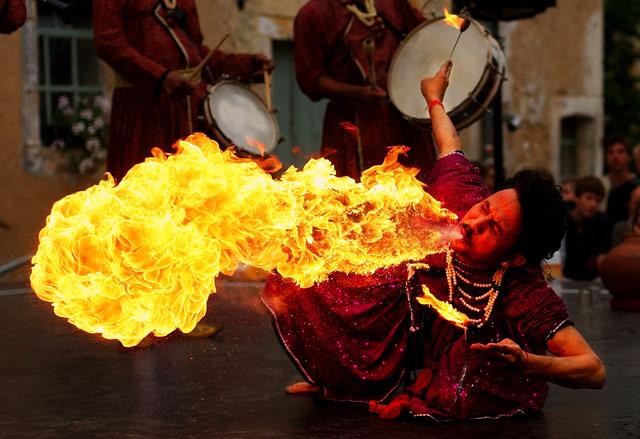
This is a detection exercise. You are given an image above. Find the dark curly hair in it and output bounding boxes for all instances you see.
[501,170,567,265]
[603,133,631,155]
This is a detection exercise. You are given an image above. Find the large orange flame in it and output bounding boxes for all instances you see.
[30,133,457,346]
[443,8,469,31]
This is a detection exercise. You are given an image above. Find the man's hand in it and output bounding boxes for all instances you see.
[162,70,196,98]
[254,53,274,72]
[358,85,387,102]
[421,60,452,103]
[470,338,529,369]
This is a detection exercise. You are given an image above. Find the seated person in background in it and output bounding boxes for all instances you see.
[563,176,610,280]
[611,185,640,247]
[601,135,638,228]
[561,179,577,210]
[633,144,640,176]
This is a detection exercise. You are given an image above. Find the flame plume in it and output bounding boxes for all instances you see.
[443,8,469,31]
[31,133,457,346]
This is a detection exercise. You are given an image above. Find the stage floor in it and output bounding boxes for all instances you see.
[0,280,637,438]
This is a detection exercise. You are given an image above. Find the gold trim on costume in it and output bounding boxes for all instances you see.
[344,0,378,27]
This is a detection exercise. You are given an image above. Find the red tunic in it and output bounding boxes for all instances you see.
[262,154,572,419]
[93,0,257,181]
[293,0,436,181]
[0,0,26,34]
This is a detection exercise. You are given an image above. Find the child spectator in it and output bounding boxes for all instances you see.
[563,176,610,280]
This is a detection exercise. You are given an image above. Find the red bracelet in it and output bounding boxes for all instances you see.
[428,99,444,113]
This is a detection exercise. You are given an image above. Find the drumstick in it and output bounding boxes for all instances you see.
[188,33,231,82]
[264,69,273,112]
[447,19,470,61]
[362,38,377,89]
[447,32,463,61]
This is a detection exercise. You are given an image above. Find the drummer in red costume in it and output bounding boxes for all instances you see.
[262,62,605,420]
[293,0,435,181]
[93,0,272,181]
[0,0,26,34]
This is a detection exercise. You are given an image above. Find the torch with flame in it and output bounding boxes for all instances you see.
[30,134,457,346]
[443,8,470,61]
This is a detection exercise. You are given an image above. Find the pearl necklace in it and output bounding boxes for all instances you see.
[445,248,506,328]
[345,0,378,27]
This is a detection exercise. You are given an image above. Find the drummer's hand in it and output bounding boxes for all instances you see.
[254,53,274,73]
[421,60,452,102]
[162,70,196,98]
[358,85,387,102]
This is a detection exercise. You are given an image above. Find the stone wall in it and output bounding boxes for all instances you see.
[501,0,603,179]
[0,2,97,268]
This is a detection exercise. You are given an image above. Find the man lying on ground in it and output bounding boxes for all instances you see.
[262,61,605,421]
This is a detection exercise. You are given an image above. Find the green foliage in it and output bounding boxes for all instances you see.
[604,0,640,143]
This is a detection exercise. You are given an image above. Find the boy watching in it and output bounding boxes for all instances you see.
[563,176,610,280]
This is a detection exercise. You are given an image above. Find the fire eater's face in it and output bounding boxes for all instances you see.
[450,189,522,268]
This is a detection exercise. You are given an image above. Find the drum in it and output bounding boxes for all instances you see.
[203,80,279,155]
[388,17,506,129]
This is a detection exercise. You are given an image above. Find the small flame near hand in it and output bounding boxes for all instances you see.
[443,8,470,31]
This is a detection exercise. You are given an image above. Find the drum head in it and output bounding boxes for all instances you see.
[206,81,278,155]
[389,19,491,122]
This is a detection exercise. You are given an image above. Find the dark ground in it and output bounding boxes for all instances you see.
[0,280,638,438]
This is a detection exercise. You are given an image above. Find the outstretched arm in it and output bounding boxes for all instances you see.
[420,61,461,158]
[471,326,606,389]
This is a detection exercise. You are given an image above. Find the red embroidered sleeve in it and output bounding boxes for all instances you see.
[293,3,330,101]
[93,0,167,93]
[0,0,26,34]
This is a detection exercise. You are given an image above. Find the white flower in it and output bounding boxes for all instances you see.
[57,95,71,109]
[87,125,96,135]
[85,137,100,152]
[51,139,66,149]
[92,116,105,130]
[79,109,94,120]
[71,121,86,135]
[78,158,95,174]
[94,96,111,113]
[94,149,107,161]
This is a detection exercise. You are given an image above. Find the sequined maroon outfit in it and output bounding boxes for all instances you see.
[93,0,257,181]
[293,0,436,181]
[262,153,572,419]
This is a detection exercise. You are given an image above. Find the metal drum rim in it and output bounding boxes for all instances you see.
[204,80,280,155]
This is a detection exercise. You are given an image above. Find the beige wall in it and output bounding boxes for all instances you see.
[0,15,96,267]
[501,0,603,178]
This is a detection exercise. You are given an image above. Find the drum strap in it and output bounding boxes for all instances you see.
[376,10,408,40]
[340,1,408,40]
